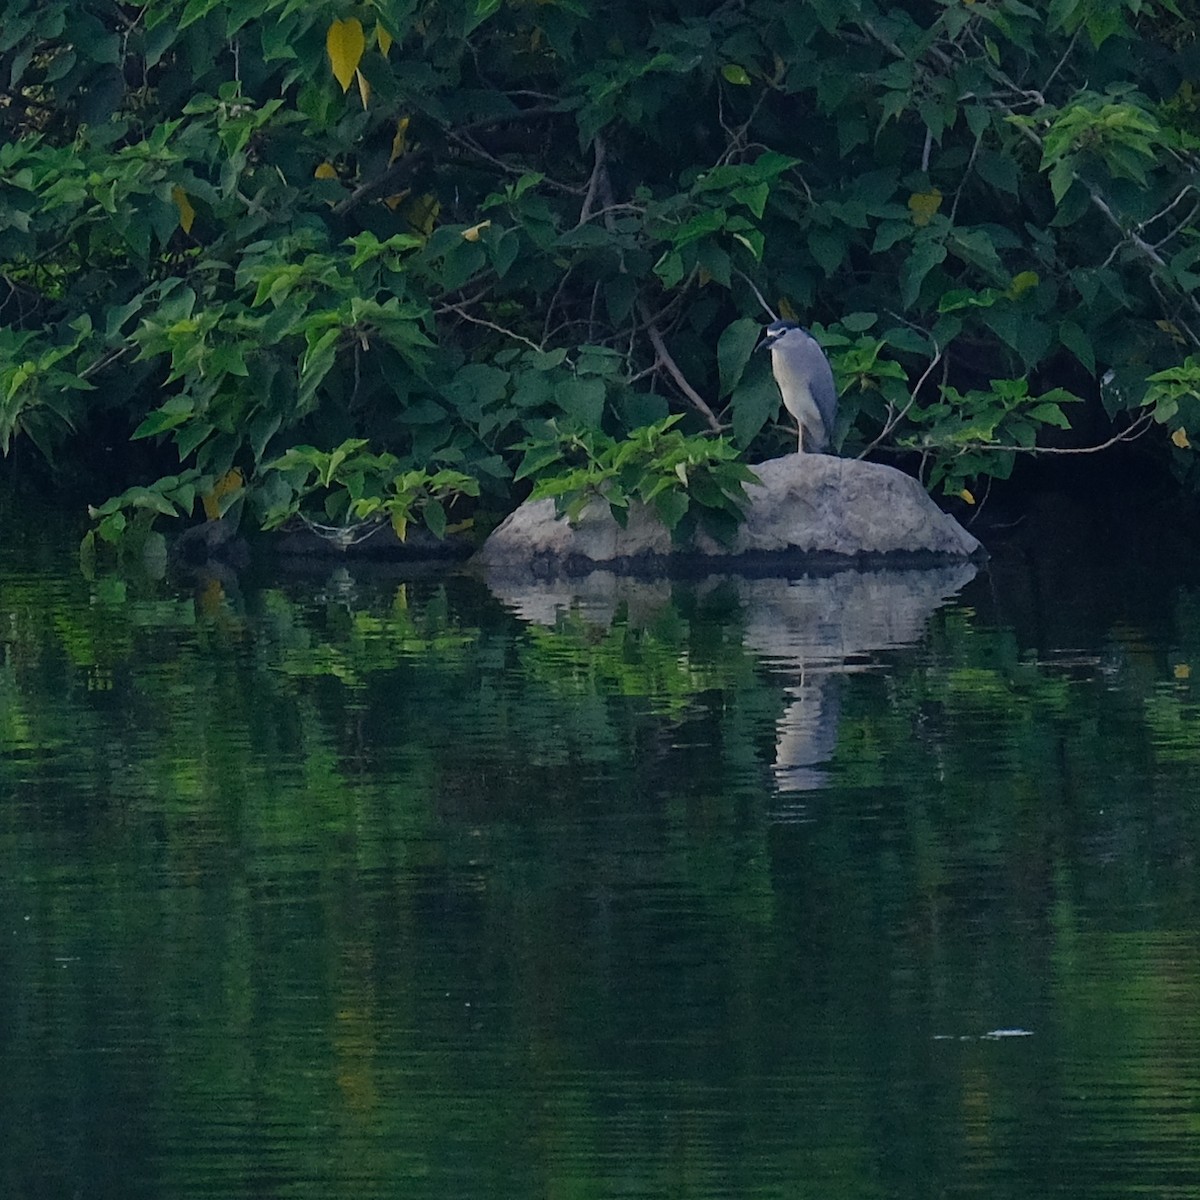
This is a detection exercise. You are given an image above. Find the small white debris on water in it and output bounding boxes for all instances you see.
[933,1028,1034,1041]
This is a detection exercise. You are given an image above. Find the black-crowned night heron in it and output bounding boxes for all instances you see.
[759,320,838,453]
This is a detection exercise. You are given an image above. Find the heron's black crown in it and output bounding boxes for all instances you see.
[760,320,806,350]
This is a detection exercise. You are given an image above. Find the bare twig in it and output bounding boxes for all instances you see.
[1148,191,1200,249]
[332,148,430,217]
[433,284,492,310]
[588,280,601,343]
[713,84,770,167]
[857,338,943,459]
[732,268,777,320]
[1040,28,1081,96]
[638,301,723,432]
[577,137,606,226]
[542,265,576,344]
[577,202,646,225]
[79,345,131,380]
[443,303,543,353]
[949,126,984,224]
[948,409,1154,456]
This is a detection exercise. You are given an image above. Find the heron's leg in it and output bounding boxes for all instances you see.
[796,422,805,452]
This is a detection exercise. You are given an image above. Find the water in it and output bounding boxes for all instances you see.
[3,516,1200,1200]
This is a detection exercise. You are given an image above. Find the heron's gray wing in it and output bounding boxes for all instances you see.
[792,335,837,449]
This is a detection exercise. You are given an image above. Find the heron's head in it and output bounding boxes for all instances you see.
[758,320,803,352]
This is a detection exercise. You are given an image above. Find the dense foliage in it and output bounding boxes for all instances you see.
[1,0,1198,545]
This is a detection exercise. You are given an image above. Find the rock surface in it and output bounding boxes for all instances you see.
[476,453,983,572]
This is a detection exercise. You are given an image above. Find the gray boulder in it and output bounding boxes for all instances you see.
[476,453,983,572]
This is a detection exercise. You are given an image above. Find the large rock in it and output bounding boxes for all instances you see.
[476,453,983,572]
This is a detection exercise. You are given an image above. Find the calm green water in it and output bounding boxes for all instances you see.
[4,518,1200,1200]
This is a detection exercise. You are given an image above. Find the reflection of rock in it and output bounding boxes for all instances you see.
[475,455,984,573]
[738,566,979,668]
[483,563,977,803]
[486,570,672,628]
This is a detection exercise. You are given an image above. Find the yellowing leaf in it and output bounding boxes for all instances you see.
[1172,426,1190,449]
[172,185,195,234]
[384,189,412,211]
[1157,319,1188,346]
[461,219,491,242]
[355,67,371,109]
[403,193,440,237]
[777,297,799,322]
[1007,270,1039,299]
[697,266,713,286]
[314,161,338,180]
[721,63,751,85]
[327,18,365,92]
[391,512,409,541]
[202,468,244,520]
[908,189,943,226]
[377,24,393,55]
[1174,662,1191,679]
[199,577,225,615]
[958,487,976,505]
[389,116,410,164]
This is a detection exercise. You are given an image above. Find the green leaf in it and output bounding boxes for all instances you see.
[133,398,193,439]
[899,240,947,307]
[605,275,638,324]
[654,250,685,289]
[841,312,877,333]
[653,488,690,530]
[556,377,606,426]
[98,511,127,544]
[514,442,564,482]
[488,228,520,278]
[872,221,911,254]
[731,182,769,219]
[1027,403,1072,428]
[423,498,447,538]
[975,150,1020,195]
[176,421,216,460]
[730,367,780,447]
[466,0,503,34]
[807,228,844,276]
[1058,320,1095,373]
[717,317,761,398]
[721,64,752,86]
[1048,158,1076,205]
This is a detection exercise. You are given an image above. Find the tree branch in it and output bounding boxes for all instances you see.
[638,302,723,432]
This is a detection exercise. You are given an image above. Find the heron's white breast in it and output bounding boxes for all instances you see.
[770,348,825,434]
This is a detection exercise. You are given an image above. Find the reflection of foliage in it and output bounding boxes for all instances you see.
[517,599,759,718]
[269,581,480,688]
